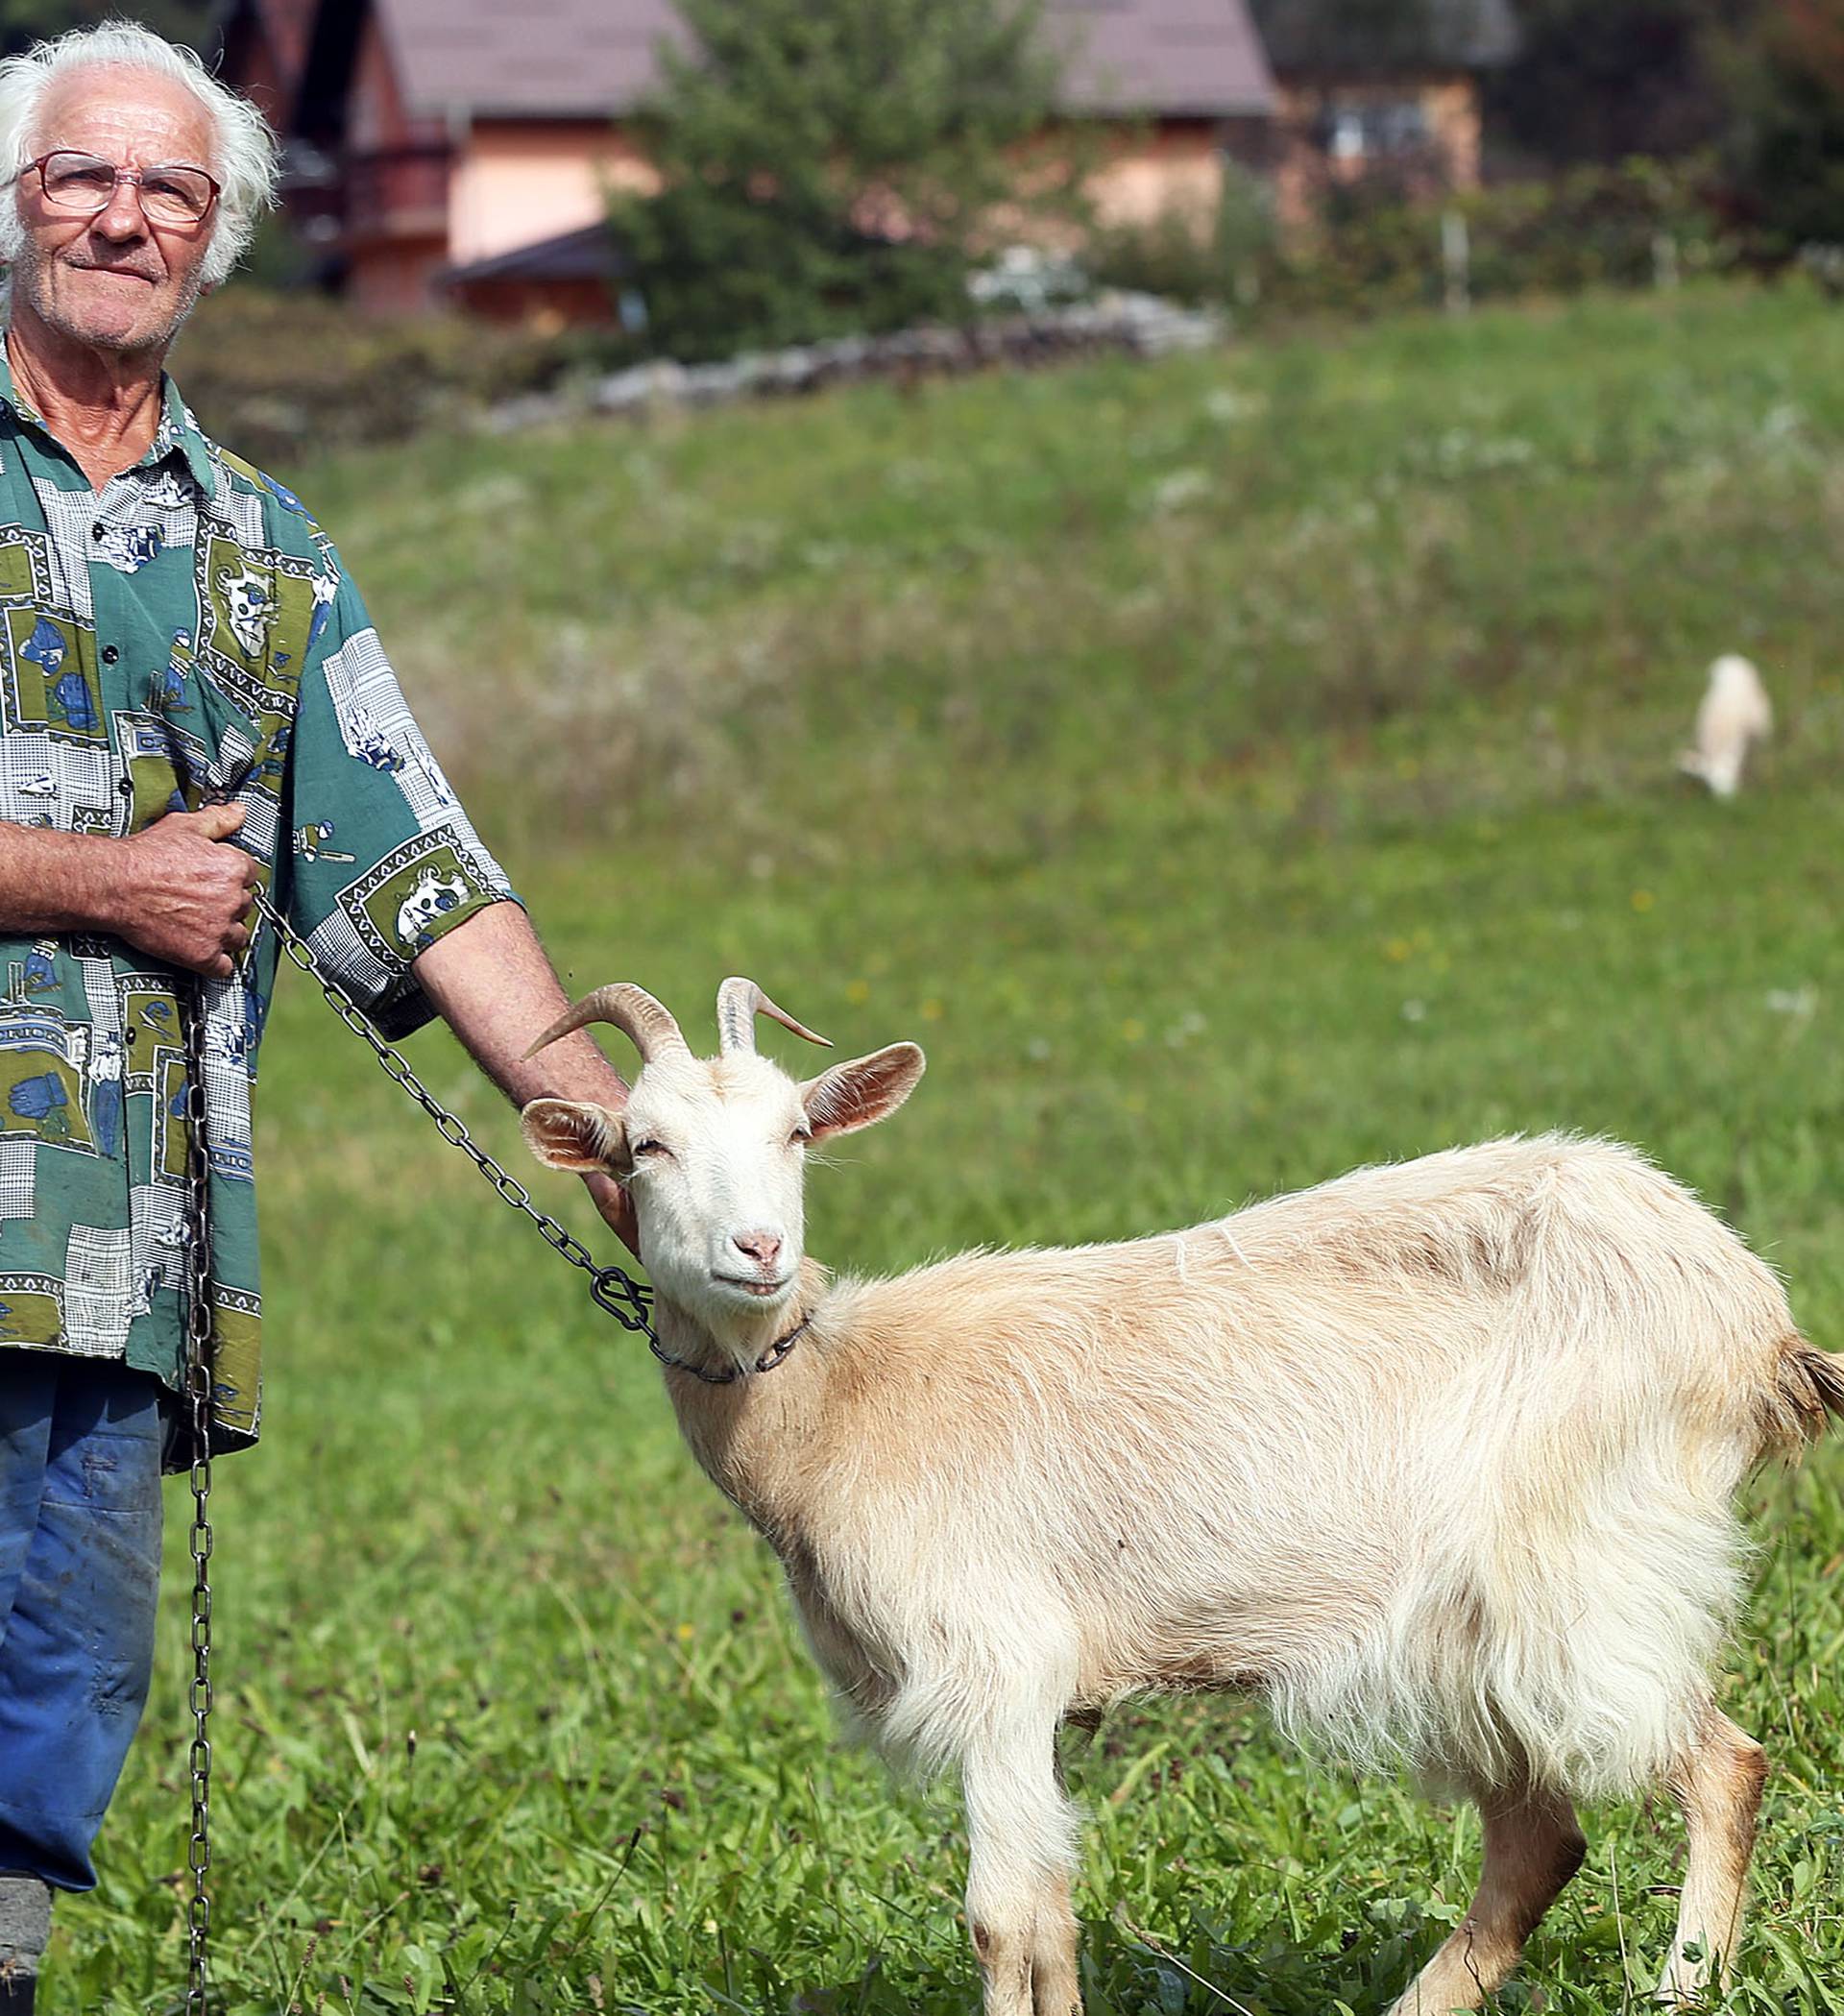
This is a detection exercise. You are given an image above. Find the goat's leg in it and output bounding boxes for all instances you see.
[1386,1783,1586,2016]
[961,1726,1082,2016]
[1026,1865,1081,2016]
[1657,1708,1765,2004]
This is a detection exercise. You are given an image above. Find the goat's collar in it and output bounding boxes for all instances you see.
[650,1310,812,1386]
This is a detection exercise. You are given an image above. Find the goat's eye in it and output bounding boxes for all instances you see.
[790,1125,813,1147]
[631,1138,669,1158]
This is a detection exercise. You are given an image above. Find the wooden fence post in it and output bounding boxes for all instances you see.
[1443,209,1470,314]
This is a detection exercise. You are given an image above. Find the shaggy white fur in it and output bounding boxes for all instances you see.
[1679,653,1773,798]
[523,983,1841,2016]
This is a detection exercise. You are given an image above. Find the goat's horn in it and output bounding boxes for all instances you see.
[523,984,692,1064]
[716,976,833,1056]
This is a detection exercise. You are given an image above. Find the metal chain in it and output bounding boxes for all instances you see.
[164,892,657,2011]
[181,979,215,2014]
[248,887,654,1339]
[665,1312,811,1385]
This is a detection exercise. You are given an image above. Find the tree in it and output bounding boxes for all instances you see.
[0,0,217,55]
[610,0,1071,361]
[1480,1,1739,170]
[1711,0,1844,246]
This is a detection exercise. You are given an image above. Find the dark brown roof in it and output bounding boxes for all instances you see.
[1250,0,1519,74]
[373,0,1274,120]
[1049,0,1274,115]
[375,0,679,118]
[442,222,633,285]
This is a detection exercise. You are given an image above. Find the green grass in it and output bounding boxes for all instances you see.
[48,280,1844,2012]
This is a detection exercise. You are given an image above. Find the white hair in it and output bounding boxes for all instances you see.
[0,19,279,289]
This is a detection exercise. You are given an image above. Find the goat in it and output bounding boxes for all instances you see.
[522,979,1842,2016]
[1679,653,1772,798]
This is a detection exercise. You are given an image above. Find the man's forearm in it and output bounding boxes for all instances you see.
[0,806,258,978]
[0,824,128,936]
[413,900,638,1251]
[411,899,631,1112]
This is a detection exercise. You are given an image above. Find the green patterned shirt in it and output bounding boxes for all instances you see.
[0,354,513,1461]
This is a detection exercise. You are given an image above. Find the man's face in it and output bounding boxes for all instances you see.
[10,64,218,359]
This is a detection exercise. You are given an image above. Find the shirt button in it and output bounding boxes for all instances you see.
[101,644,118,665]
[116,778,133,796]
[91,522,105,541]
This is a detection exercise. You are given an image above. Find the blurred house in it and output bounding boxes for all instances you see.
[217,0,1276,322]
[1250,0,1520,228]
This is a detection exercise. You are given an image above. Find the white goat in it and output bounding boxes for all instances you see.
[1679,653,1772,798]
[522,980,1842,2016]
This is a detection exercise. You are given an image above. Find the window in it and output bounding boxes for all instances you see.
[1320,95,1431,162]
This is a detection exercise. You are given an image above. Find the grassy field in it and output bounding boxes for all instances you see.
[48,281,1844,2012]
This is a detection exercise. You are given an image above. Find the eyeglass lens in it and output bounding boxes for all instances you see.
[39,151,214,225]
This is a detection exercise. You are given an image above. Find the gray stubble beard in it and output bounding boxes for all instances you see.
[3,237,206,360]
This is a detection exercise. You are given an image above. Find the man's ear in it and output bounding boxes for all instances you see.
[521,1098,627,1174]
[799,1042,925,1141]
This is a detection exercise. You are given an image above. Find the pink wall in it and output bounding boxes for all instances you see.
[1088,123,1229,231]
[449,121,660,265]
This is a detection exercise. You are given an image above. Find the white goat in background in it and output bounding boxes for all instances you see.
[1679,653,1772,797]
[522,980,1842,2016]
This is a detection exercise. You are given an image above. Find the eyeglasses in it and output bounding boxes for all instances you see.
[19,150,219,228]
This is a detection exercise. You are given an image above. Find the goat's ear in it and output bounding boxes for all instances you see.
[799,1042,925,1141]
[521,1098,627,1174]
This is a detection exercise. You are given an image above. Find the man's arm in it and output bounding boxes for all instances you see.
[0,805,259,976]
[410,900,639,1255]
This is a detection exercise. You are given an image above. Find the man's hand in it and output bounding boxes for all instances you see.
[110,804,261,980]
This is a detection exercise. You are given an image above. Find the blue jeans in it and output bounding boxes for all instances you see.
[0,1359,164,1891]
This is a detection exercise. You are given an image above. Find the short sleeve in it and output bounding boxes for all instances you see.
[279,558,518,1040]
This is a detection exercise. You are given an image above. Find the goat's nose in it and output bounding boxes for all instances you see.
[731,1231,783,1271]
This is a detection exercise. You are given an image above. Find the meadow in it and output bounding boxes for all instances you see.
[50,281,1844,2012]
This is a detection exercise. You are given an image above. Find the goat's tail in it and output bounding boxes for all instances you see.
[1758,1334,1844,1459]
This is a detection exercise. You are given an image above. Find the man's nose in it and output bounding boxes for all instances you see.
[90,182,149,241]
[730,1231,783,1272]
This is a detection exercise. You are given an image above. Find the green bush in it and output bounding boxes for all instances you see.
[1455,157,1738,294]
[1708,0,1844,255]
[1084,164,1276,305]
[170,288,601,474]
[1088,157,1743,324]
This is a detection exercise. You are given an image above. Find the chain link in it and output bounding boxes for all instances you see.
[249,887,654,1337]
[181,981,214,2014]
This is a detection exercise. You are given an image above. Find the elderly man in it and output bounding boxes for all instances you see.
[0,24,634,2004]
